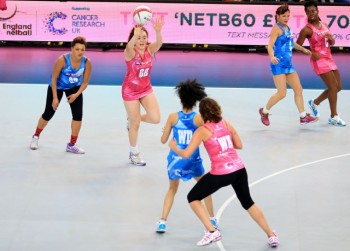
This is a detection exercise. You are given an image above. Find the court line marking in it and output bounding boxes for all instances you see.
[215,153,350,251]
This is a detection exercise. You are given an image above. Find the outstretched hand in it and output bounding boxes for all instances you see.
[153,17,164,32]
[133,25,143,37]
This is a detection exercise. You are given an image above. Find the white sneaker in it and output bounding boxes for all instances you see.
[196,229,221,246]
[328,115,346,127]
[66,143,85,154]
[156,220,167,233]
[268,231,279,247]
[30,136,39,150]
[129,152,146,166]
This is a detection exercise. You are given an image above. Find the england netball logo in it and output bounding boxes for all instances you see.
[0,3,17,21]
[43,11,68,35]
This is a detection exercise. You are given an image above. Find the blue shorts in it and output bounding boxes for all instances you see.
[270,64,296,76]
[270,56,296,76]
[167,153,204,181]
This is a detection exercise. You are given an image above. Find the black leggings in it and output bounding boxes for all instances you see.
[187,168,255,210]
[42,85,83,121]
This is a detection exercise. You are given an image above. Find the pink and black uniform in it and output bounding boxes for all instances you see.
[187,120,254,210]
[122,47,154,101]
[306,22,337,75]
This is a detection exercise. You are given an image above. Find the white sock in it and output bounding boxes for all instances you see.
[129,146,139,154]
[263,107,269,114]
[300,111,306,118]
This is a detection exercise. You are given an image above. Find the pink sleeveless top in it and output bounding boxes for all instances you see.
[306,22,337,75]
[203,120,245,175]
[122,47,153,101]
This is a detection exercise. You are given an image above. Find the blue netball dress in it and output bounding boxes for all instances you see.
[167,111,204,181]
[270,23,296,75]
[50,53,87,90]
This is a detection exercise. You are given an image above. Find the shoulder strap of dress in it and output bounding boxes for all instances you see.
[203,123,214,133]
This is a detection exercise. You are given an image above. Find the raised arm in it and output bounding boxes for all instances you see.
[148,17,163,55]
[124,25,143,61]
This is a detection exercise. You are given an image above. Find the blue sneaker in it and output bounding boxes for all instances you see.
[210,218,219,230]
[308,99,319,117]
[156,221,167,233]
[328,115,346,127]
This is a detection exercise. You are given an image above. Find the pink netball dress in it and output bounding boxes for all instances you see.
[122,47,153,101]
[306,22,337,75]
[203,120,245,175]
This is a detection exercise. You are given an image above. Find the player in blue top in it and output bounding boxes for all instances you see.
[259,4,317,126]
[156,79,218,233]
[30,36,92,154]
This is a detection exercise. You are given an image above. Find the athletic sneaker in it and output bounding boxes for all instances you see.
[328,115,346,127]
[66,143,85,154]
[268,231,279,247]
[129,152,146,166]
[300,113,318,125]
[197,229,221,246]
[210,218,219,230]
[30,136,39,150]
[156,220,167,233]
[259,108,270,126]
[308,99,319,117]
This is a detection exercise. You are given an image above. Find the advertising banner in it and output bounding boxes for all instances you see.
[0,1,349,46]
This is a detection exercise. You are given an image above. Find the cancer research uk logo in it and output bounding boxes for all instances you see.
[43,11,68,35]
[43,7,106,35]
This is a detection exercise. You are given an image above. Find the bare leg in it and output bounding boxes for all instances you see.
[160,179,180,220]
[190,200,216,232]
[265,74,287,110]
[318,70,342,117]
[286,72,305,113]
[124,100,141,147]
[247,203,275,237]
[140,92,160,124]
[37,117,49,130]
[71,120,82,137]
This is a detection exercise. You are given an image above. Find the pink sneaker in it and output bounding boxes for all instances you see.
[196,229,221,246]
[259,108,270,126]
[300,113,318,125]
[268,231,279,247]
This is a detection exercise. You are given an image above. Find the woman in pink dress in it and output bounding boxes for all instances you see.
[296,0,346,126]
[122,17,164,166]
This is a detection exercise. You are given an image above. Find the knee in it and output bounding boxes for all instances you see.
[42,111,55,121]
[293,88,303,97]
[276,91,287,100]
[149,114,160,124]
[168,186,178,195]
[242,200,255,210]
[72,112,83,121]
[129,116,141,129]
[187,192,194,203]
